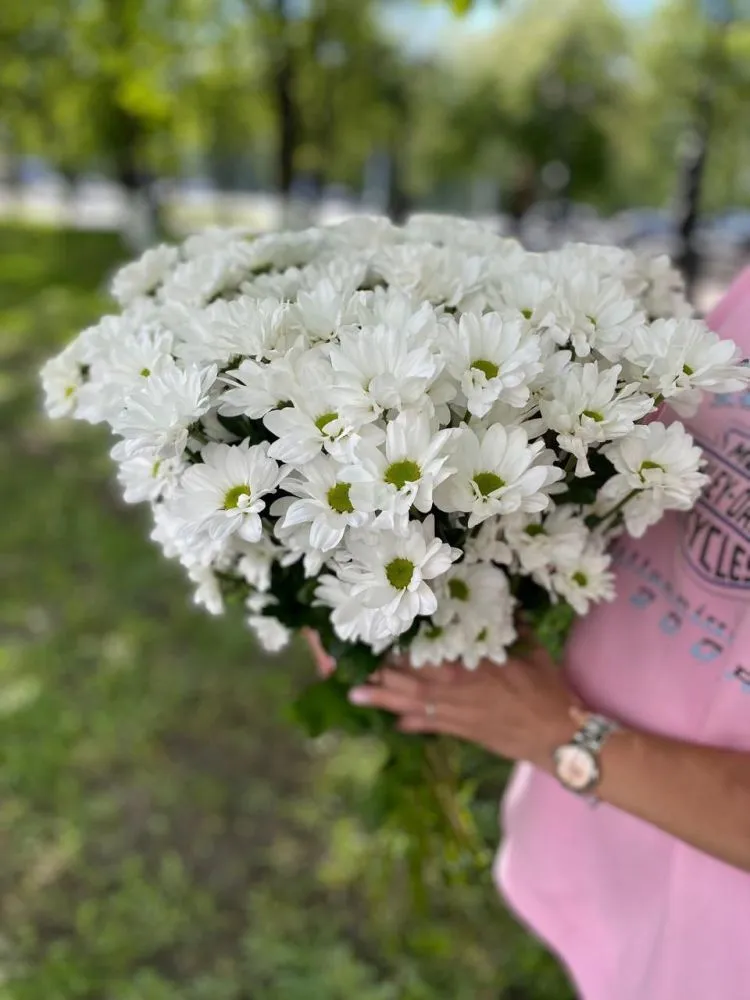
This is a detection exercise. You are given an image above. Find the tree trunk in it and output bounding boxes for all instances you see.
[272,0,297,223]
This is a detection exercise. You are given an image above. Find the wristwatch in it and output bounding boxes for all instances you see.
[553,713,619,796]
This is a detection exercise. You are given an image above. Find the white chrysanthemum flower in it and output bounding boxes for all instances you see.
[40,343,90,419]
[463,519,514,565]
[539,362,654,476]
[625,317,749,413]
[111,244,179,306]
[433,561,513,629]
[219,340,319,419]
[596,422,708,538]
[344,411,457,534]
[236,534,279,592]
[493,270,562,332]
[288,278,359,343]
[272,456,370,553]
[434,424,562,526]
[331,518,460,637]
[112,361,217,459]
[177,440,285,544]
[111,441,183,504]
[77,326,175,423]
[182,226,253,260]
[314,573,393,650]
[169,297,292,366]
[560,273,644,361]
[409,619,466,668]
[502,508,590,588]
[550,539,616,614]
[246,594,291,652]
[374,244,490,310]
[158,252,244,307]
[248,614,291,653]
[189,564,225,616]
[264,387,363,466]
[329,321,445,423]
[442,312,542,418]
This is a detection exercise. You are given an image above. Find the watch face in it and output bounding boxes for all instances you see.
[554,744,598,792]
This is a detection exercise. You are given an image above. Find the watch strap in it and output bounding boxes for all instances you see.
[572,713,619,754]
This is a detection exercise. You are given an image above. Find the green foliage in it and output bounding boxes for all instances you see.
[0,224,574,999]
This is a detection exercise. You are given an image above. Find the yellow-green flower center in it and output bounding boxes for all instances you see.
[151,460,162,478]
[64,385,76,399]
[327,482,354,514]
[471,358,500,380]
[525,523,546,537]
[314,411,339,434]
[385,557,415,591]
[476,627,488,641]
[639,459,665,482]
[473,471,505,497]
[448,578,470,601]
[572,571,588,587]
[223,484,252,510]
[521,308,533,320]
[683,364,694,376]
[582,409,605,422]
[140,367,151,377]
[384,459,421,490]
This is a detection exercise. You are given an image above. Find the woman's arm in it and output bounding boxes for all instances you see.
[348,650,750,873]
[590,727,750,873]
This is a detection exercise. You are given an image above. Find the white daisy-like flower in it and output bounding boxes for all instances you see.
[453,585,518,668]
[288,278,359,343]
[111,244,179,306]
[40,343,90,419]
[248,614,291,653]
[561,273,644,362]
[328,321,445,423]
[550,539,616,614]
[624,317,750,413]
[236,534,279,592]
[596,422,708,538]
[264,386,364,466]
[272,456,370,553]
[246,594,291,652]
[538,362,654,476]
[441,311,542,418]
[344,411,457,535]
[177,440,285,544]
[112,361,217,459]
[188,563,225,616]
[219,340,318,420]
[332,517,460,637]
[111,441,183,504]
[314,573,393,651]
[502,507,589,588]
[182,227,253,260]
[433,561,513,630]
[409,619,466,668]
[171,297,292,366]
[158,252,244,308]
[434,423,563,526]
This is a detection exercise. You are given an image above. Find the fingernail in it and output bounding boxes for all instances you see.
[348,688,370,705]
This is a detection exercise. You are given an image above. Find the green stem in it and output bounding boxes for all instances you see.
[593,487,640,529]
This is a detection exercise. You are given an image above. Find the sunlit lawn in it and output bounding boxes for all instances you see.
[0,224,572,1000]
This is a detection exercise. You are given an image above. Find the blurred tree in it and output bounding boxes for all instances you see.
[429,0,631,220]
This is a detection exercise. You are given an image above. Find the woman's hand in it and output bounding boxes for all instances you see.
[302,628,336,678]
[349,644,581,770]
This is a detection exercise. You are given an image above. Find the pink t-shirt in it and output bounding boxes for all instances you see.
[496,268,750,1000]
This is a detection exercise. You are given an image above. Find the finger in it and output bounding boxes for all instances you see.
[348,685,423,715]
[396,713,473,741]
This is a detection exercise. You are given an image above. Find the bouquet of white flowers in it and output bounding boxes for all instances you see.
[41,214,749,868]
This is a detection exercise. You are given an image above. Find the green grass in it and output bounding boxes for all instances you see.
[0,224,573,1000]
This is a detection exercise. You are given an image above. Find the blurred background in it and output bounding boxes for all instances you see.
[0,0,748,997]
